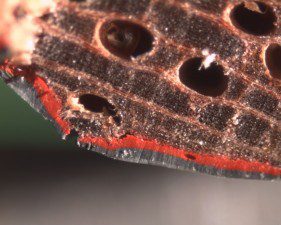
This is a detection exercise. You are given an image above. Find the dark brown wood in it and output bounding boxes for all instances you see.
[1,0,281,178]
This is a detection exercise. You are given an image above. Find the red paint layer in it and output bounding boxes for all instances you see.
[79,135,281,177]
[1,63,280,177]
[1,63,70,135]
[32,76,70,135]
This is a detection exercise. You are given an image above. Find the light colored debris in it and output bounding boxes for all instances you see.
[200,49,217,70]
[0,0,57,64]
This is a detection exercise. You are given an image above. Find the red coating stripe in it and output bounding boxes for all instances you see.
[79,135,281,176]
[32,76,71,135]
[1,64,71,135]
[2,64,280,177]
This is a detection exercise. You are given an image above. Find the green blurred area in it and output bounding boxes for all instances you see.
[0,79,75,150]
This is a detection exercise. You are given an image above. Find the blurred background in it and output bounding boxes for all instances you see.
[0,79,281,225]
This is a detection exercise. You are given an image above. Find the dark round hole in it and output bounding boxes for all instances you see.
[265,44,281,80]
[179,57,228,97]
[79,94,122,125]
[79,94,116,115]
[100,20,153,59]
[230,1,276,35]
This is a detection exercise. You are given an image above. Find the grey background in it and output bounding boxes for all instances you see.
[0,80,281,225]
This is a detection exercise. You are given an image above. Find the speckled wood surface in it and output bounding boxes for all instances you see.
[1,0,281,179]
